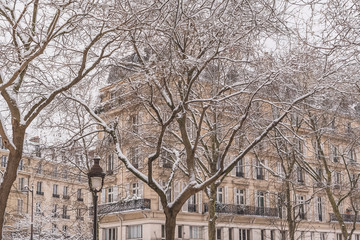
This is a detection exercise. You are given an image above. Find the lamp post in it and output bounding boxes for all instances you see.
[24,185,34,240]
[88,156,105,240]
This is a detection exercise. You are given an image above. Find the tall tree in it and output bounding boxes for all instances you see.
[0,1,132,238]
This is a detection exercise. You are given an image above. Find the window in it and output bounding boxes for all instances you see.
[217,187,223,203]
[63,186,69,198]
[190,226,202,239]
[36,163,42,174]
[35,145,41,157]
[330,145,339,163]
[271,230,275,240]
[127,225,142,239]
[62,205,69,219]
[261,230,265,240]
[256,160,264,180]
[77,189,83,201]
[107,153,114,173]
[35,202,41,214]
[62,169,68,179]
[104,227,117,240]
[18,159,24,171]
[17,199,23,214]
[161,224,165,239]
[178,226,183,238]
[62,225,68,236]
[53,166,58,177]
[52,204,58,217]
[131,114,139,133]
[317,197,323,221]
[348,149,357,163]
[52,224,57,233]
[239,229,250,240]
[108,187,113,202]
[235,159,244,177]
[130,147,139,168]
[234,189,245,205]
[1,156,7,168]
[280,230,287,240]
[334,171,342,187]
[297,196,306,220]
[18,177,25,191]
[355,234,360,240]
[256,191,265,214]
[229,228,233,240]
[53,184,59,197]
[188,194,197,212]
[216,228,221,240]
[132,183,139,196]
[36,182,43,195]
[296,165,305,184]
[0,137,6,149]
[337,233,342,240]
[76,208,83,220]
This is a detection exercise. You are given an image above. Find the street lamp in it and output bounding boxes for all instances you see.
[88,156,105,240]
[23,185,34,240]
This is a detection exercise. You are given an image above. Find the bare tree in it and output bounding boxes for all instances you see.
[67,1,322,239]
[0,1,134,238]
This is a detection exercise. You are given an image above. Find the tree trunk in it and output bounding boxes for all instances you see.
[0,130,25,240]
[208,184,218,240]
[285,181,295,240]
[164,209,178,240]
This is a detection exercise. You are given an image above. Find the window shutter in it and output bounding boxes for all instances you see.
[159,196,163,210]
[306,195,311,221]
[264,160,269,180]
[101,189,106,204]
[245,189,250,205]
[231,164,236,176]
[244,158,250,178]
[138,155,143,169]
[224,186,228,204]
[277,162,282,182]
[174,182,180,199]
[322,200,326,222]
[113,186,118,202]
[234,188,237,205]
[252,159,256,179]
[314,197,318,221]
[266,192,270,208]
[139,181,144,198]
[198,191,202,213]
[254,190,257,207]
[125,183,130,198]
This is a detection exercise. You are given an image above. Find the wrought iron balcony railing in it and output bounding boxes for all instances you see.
[89,198,151,215]
[330,213,360,223]
[203,203,278,217]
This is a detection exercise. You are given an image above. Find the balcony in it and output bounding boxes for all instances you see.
[76,216,84,221]
[36,191,44,196]
[330,213,360,223]
[203,203,278,217]
[77,197,84,202]
[188,204,197,213]
[52,194,60,198]
[90,198,151,215]
[236,171,244,178]
[63,195,70,200]
[62,215,70,219]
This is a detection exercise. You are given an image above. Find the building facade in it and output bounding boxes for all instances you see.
[0,137,92,240]
[94,71,360,240]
